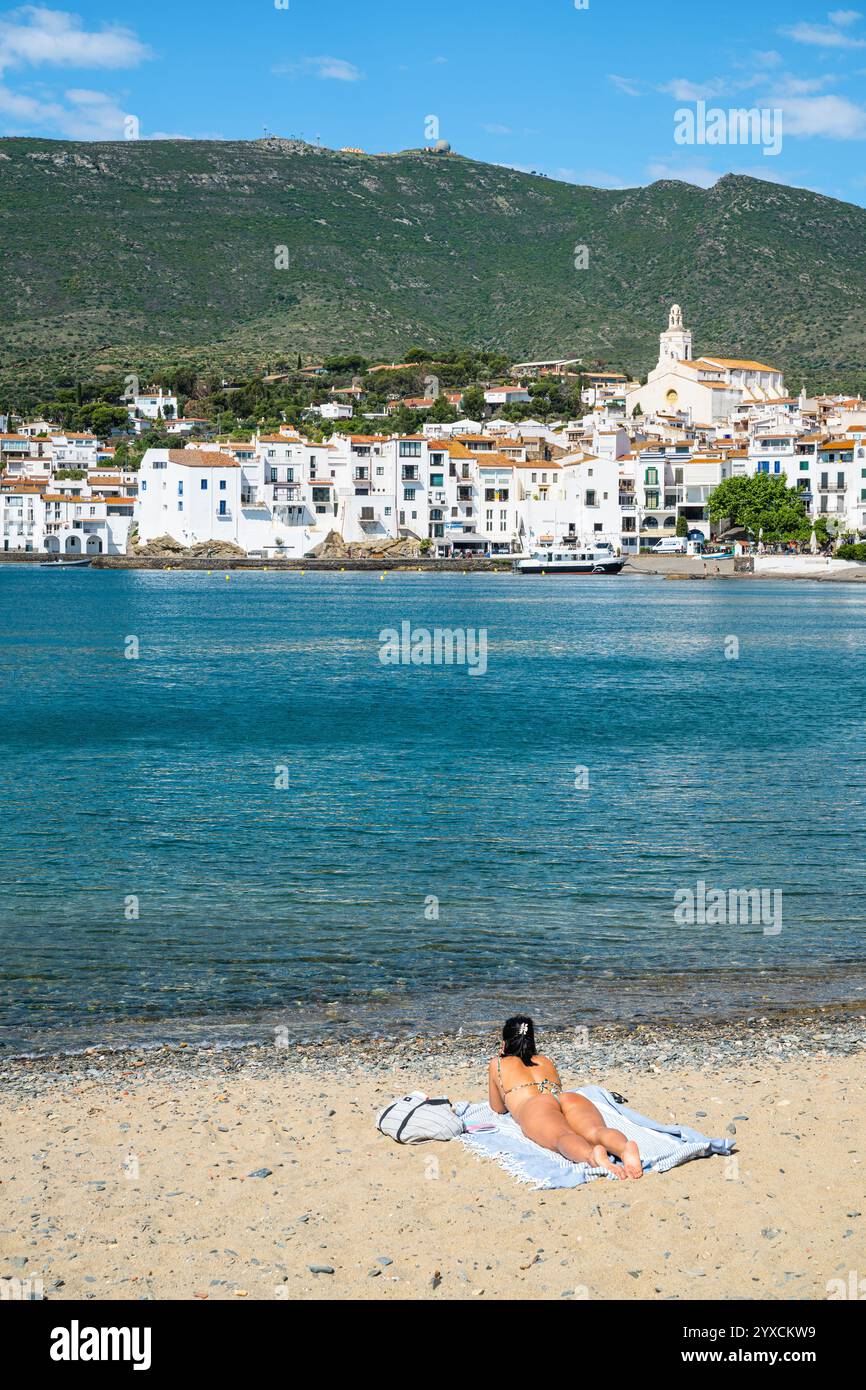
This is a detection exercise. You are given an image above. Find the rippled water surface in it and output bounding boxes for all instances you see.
[1,567,864,1052]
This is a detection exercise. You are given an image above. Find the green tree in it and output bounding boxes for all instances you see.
[675,513,689,538]
[461,386,486,418]
[708,474,811,543]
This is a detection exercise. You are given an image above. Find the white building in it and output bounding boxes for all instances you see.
[627,305,785,423]
[128,388,179,421]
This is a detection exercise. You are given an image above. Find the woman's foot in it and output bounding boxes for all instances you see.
[622,1140,643,1179]
[592,1143,626,1179]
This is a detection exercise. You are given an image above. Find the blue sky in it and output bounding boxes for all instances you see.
[3,1,866,204]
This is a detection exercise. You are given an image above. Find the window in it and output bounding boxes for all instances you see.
[399,441,421,457]
[800,461,809,471]
[430,473,444,487]
[178,501,184,512]
[404,488,416,502]
[141,480,147,491]
[586,490,597,506]
[645,467,658,485]
[219,501,227,516]
[220,480,226,491]
[201,478,208,490]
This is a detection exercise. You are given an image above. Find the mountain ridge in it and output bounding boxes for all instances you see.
[2,138,866,397]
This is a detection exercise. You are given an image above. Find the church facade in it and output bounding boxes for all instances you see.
[626,305,786,423]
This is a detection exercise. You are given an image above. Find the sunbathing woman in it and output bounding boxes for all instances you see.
[488,1014,643,1179]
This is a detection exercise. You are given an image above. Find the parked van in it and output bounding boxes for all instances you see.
[652,537,688,554]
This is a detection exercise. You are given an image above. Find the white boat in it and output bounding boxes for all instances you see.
[515,543,626,575]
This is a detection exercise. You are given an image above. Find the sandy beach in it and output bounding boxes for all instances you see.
[1,1011,863,1302]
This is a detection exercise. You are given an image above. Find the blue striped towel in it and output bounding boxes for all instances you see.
[455,1085,735,1190]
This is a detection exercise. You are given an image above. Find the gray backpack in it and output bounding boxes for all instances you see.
[377,1091,464,1143]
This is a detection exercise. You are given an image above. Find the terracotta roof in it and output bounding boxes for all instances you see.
[701,356,780,374]
[167,450,240,469]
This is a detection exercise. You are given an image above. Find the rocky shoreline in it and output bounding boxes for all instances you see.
[3,1003,862,1093]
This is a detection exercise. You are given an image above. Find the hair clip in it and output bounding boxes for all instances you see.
[518,1022,528,1035]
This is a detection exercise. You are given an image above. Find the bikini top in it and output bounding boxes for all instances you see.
[497,1054,562,1098]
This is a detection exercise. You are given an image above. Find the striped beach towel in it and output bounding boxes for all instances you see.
[455,1085,734,1190]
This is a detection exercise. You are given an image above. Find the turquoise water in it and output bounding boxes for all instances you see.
[1,567,865,1053]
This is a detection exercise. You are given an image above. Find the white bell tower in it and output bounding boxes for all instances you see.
[658,303,692,368]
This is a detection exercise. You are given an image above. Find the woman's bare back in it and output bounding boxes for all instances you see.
[489,1052,563,1121]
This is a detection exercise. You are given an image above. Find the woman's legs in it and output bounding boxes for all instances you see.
[560,1094,643,1179]
[516,1099,625,1175]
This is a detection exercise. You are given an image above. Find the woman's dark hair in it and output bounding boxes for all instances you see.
[502,1015,537,1066]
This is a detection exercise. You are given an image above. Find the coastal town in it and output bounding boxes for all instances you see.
[2,306,866,563]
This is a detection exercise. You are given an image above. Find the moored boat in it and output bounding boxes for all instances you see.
[515,543,625,575]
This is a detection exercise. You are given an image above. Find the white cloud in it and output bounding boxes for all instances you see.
[310,55,362,81]
[659,77,730,101]
[781,20,866,48]
[576,168,629,188]
[751,49,784,68]
[273,55,364,82]
[608,74,643,97]
[828,9,862,25]
[769,73,836,95]
[0,5,150,75]
[0,80,129,137]
[774,92,866,137]
[647,159,721,187]
[482,122,512,135]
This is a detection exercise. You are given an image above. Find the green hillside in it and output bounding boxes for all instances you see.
[2,136,866,398]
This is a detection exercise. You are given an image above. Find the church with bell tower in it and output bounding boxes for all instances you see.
[625,304,785,422]
[658,304,692,367]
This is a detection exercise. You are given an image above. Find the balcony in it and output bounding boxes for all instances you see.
[618,495,636,509]
[401,467,419,482]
